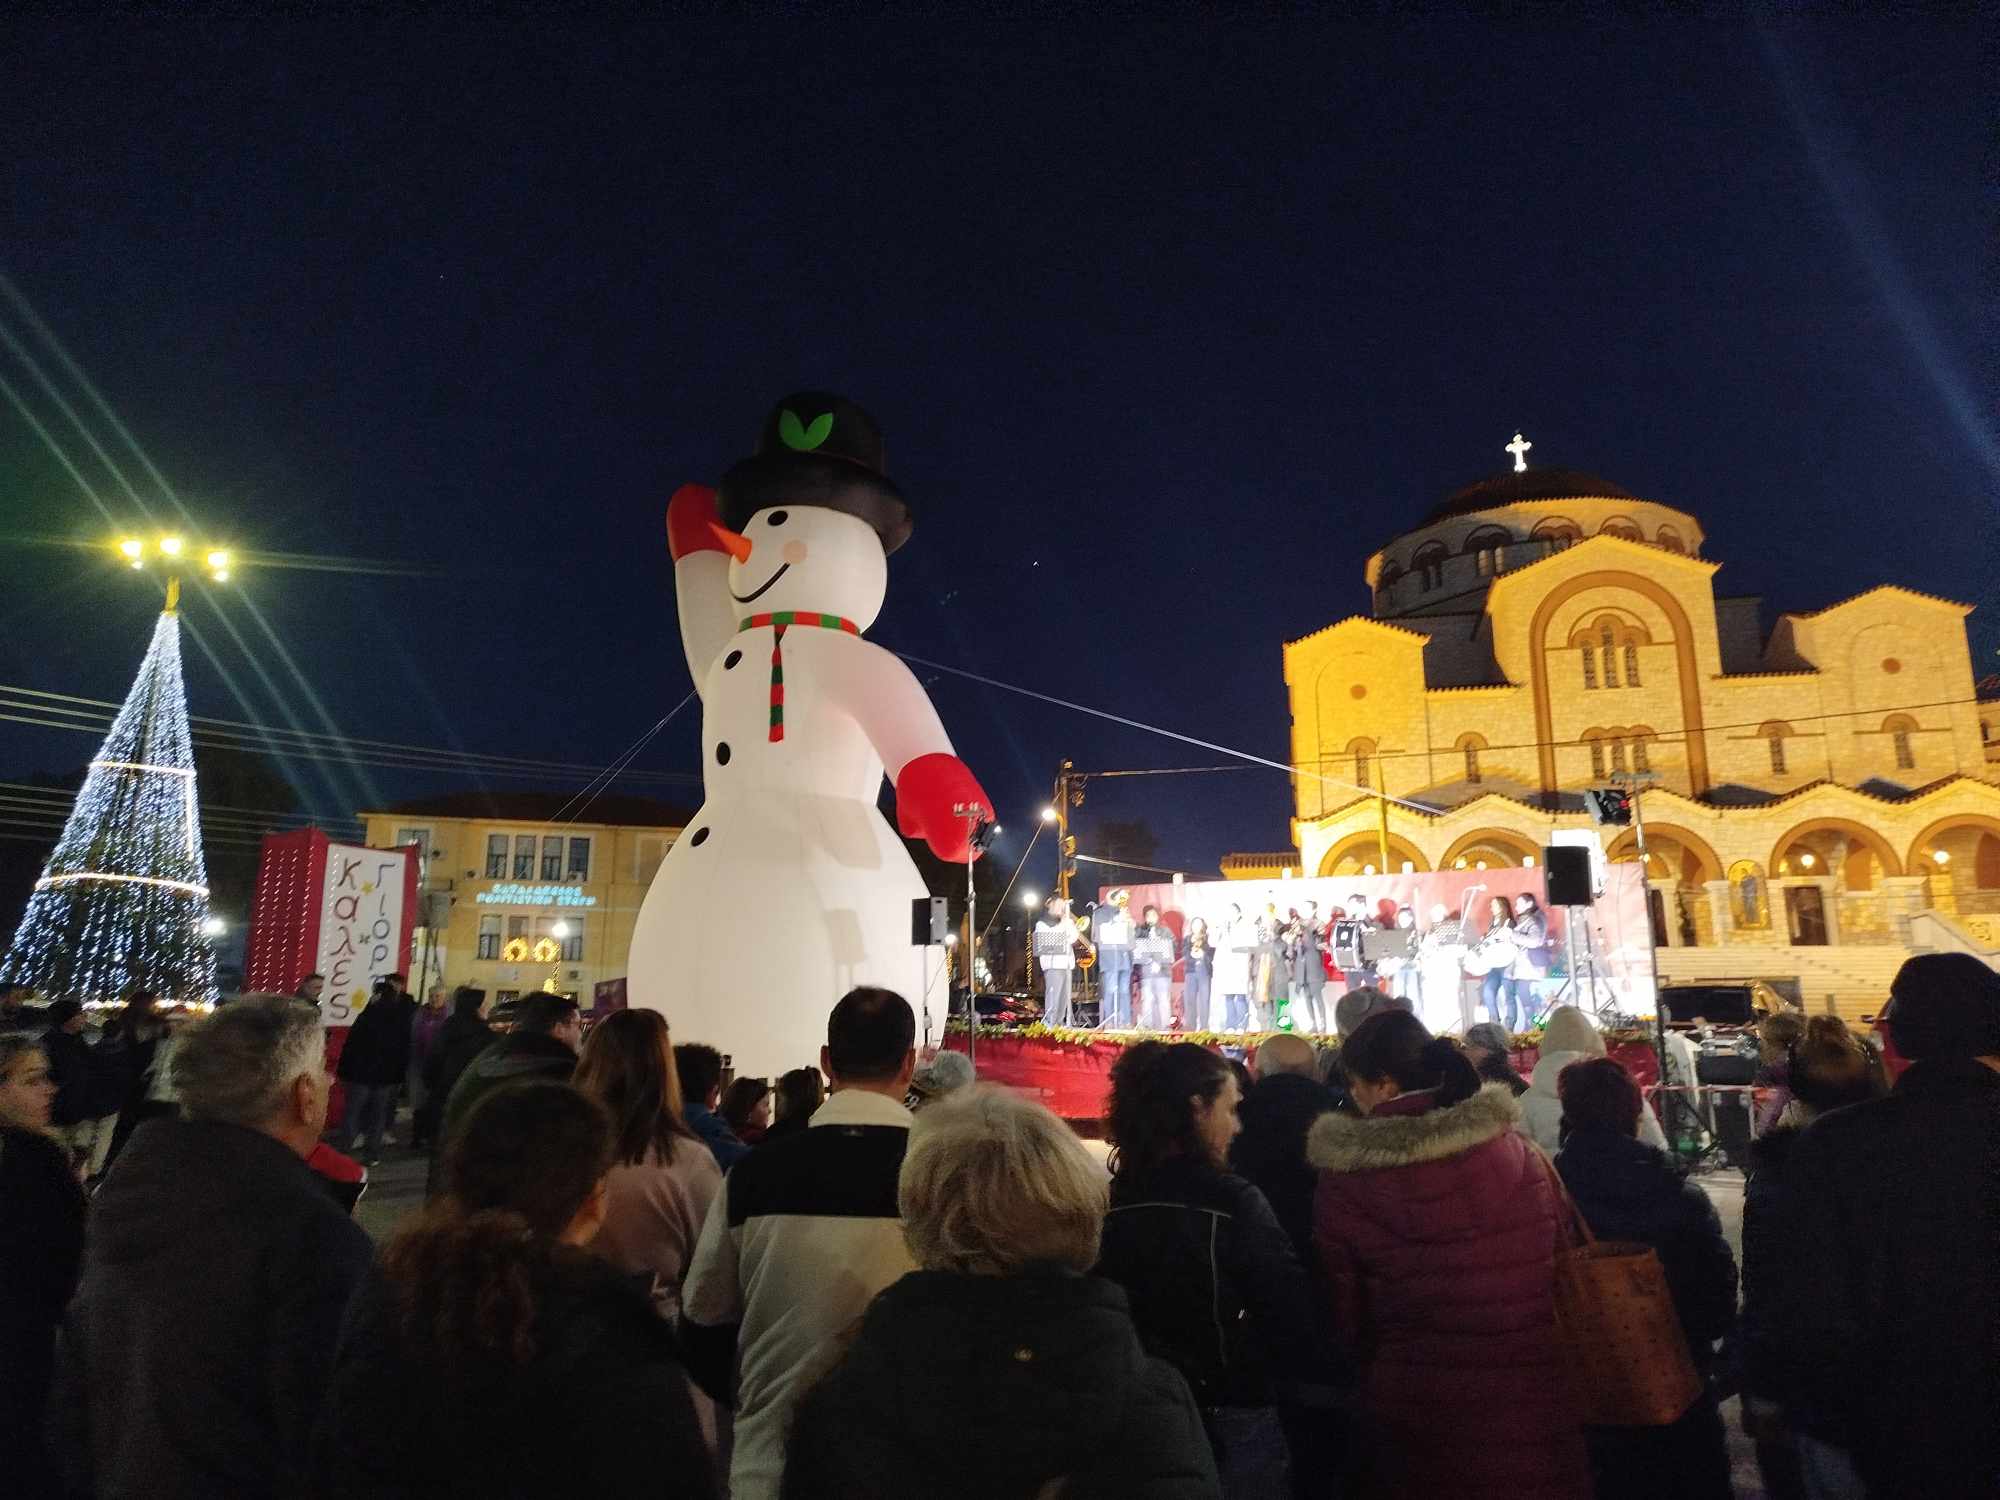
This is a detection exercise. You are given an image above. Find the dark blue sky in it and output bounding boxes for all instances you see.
[2,12,1990,878]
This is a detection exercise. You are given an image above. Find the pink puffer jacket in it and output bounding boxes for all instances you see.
[1309,1084,1589,1500]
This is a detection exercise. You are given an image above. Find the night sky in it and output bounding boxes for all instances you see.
[2,12,1990,889]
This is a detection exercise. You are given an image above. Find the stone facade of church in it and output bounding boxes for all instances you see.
[1273,464,2000,1017]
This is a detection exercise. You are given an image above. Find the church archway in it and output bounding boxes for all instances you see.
[1439,828,1541,870]
[1605,823,1723,885]
[1318,831,1429,877]
[1903,815,2000,881]
[1769,819,1903,881]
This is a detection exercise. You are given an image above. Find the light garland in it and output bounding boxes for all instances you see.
[0,609,219,1005]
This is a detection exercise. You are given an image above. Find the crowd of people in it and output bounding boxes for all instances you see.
[0,952,1991,1499]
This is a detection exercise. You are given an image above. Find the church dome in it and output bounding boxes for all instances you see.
[1422,468,1637,524]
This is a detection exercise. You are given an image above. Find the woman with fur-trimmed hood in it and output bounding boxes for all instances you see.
[1309,1011,1589,1499]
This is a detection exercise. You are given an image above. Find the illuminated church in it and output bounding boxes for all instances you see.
[1259,438,2000,1016]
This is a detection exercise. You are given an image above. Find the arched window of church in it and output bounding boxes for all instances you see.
[1624,642,1640,686]
[1464,528,1509,579]
[1588,736,1606,779]
[1581,645,1598,690]
[1884,715,1916,771]
[1534,519,1581,553]
[1601,517,1642,542]
[1347,737,1375,791]
[1413,543,1448,591]
[1632,735,1651,774]
[1654,527,1684,554]
[1600,624,1620,688]
[1465,743,1480,783]
[1768,724,1800,776]
[1610,737,1628,773]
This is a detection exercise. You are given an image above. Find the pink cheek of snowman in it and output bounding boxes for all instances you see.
[781,540,809,566]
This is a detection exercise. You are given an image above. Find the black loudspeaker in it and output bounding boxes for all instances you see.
[911,896,949,945]
[1542,845,1595,907]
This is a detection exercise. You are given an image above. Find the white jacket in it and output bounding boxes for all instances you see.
[1519,1048,1669,1153]
[1212,917,1255,994]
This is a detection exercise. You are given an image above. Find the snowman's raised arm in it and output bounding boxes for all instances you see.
[819,640,993,864]
[667,485,739,695]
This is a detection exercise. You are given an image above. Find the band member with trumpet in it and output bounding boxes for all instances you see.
[1180,916,1216,1032]
[1032,894,1083,1027]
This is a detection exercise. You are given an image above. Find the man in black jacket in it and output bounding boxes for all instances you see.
[1230,1033,1336,1262]
[333,978,415,1164]
[50,995,372,1500]
[436,991,580,1152]
[1770,953,1999,1499]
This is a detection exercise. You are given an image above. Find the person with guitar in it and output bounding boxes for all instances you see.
[1467,894,1546,1031]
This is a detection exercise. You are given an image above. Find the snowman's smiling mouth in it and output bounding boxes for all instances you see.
[730,563,790,604]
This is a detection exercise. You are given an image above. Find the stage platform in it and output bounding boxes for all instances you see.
[940,1024,1662,1123]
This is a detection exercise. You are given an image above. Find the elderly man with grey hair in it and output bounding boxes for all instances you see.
[50,995,371,1500]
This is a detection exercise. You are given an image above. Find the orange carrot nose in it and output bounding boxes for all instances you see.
[709,522,754,564]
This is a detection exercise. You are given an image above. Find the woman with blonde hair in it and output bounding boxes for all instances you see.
[783,1085,1217,1498]
[1520,1003,1668,1151]
[571,1008,720,1321]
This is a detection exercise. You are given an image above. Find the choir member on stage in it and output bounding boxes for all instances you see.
[1132,907,1177,1031]
[1214,905,1254,1034]
[1180,917,1216,1032]
[1289,900,1328,1034]
[1034,896,1079,1027]
[1092,891,1136,1030]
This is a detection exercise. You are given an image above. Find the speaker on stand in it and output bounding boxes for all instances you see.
[912,897,951,1045]
[1538,845,1613,1026]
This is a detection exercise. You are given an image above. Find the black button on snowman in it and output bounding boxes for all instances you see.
[626,393,993,1073]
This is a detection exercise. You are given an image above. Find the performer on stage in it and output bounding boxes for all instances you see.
[1379,904,1420,1005]
[1032,895,1079,1027]
[1253,901,1287,1031]
[1132,905,1176,1031]
[1214,903,1254,1033]
[1180,916,1215,1031]
[1506,892,1554,1026]
[1289,899,1328,1033]
[1472,895,1525,1030]
[1330,894,1380,993]
[1416,901,1474,1034]
[1091,889,1135,1029]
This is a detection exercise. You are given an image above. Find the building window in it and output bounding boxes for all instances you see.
[1892,727,1914,770]
[512,834,536,878]
[1768,733,1787,775]
[567,837,591,880]
[1632,737,1650,774]
[1610,738,1628,773]
[1623,643,1640,687]
[1414,543,1447,591]
[564,922,585,962]
[476,914,500,960]
[507,915,529,943]
[1355,749,1371,789]
[1600,625,1620,688]
[485,834,508,879]
[395,827,433,862]
[541,835,564,881]
[1655,527,1684,554]
[1534,520,1581,552]
[1588,737,1606,779]
[1582,647,1598,690]
[1464,743,1481,783]
[1601,518,1642,541]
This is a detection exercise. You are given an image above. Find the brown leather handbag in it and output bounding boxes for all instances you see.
[1541,1152,1703,1426]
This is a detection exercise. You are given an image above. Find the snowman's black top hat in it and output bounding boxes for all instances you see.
[718,392,913,554]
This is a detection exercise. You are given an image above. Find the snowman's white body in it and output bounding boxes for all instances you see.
[627,507,951,1074]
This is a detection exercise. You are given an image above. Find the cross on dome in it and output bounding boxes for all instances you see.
[1505,432,1533,473]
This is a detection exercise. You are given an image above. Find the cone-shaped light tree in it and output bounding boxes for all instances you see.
[1,585,219,1004]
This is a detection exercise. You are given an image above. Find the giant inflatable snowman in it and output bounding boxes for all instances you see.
[627,392,991,1073]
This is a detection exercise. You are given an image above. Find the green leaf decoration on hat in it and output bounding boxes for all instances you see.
[778,409,835,452]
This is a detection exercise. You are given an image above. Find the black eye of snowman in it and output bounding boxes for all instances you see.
[766,510,789,527]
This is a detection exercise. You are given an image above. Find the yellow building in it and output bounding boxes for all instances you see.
[360,792,689,1006]
[1279,456,2000,1016]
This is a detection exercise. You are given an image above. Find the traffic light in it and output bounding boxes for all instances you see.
[1584,788,1633,826]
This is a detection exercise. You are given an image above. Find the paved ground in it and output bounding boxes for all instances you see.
[353,1117,1768,1496]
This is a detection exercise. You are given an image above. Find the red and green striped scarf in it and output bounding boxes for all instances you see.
[738,612,862,742]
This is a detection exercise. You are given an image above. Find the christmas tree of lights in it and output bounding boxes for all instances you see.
[1,585,218,1005]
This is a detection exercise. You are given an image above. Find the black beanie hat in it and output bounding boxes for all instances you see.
[1885,953,2000,1061]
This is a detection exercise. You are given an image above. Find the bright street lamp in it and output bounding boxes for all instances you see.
[1021,889,1039,908]
[118,538,143,559]
[201,916,227,938]
[159,535,184,557]
[1040,806,1058,823]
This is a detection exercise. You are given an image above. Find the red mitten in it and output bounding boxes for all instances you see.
[895,752,993,863]
[666,484,724,561]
